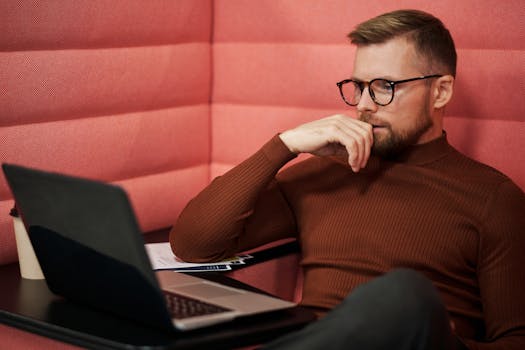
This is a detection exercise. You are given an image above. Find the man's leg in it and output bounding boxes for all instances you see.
[261,268,465,350]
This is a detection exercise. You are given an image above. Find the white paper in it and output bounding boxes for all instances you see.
[145,242,252,271]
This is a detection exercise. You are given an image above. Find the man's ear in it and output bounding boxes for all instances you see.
[433,75,454,109]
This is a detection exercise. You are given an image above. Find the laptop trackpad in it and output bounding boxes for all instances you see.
[170,282,244,299]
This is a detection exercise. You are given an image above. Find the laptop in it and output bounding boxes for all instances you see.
[2,163,295,331]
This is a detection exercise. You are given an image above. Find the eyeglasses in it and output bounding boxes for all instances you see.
[336,74,443,106]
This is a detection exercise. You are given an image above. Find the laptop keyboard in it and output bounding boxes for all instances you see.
[164,290,232,319]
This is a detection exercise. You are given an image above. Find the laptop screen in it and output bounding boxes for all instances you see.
[2,163,174,330]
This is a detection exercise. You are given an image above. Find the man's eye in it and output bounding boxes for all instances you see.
[374,80,393,93]
[381,80,392,91]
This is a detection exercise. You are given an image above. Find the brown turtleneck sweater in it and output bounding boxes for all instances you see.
[170,134,525,349]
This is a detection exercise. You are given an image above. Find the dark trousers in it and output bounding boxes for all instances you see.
[261,269,468,350]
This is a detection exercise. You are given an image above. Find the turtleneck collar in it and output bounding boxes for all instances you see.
[382,132,453,166]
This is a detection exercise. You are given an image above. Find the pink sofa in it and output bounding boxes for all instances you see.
[1,1,524,348]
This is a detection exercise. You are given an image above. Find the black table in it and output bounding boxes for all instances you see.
[0,234,314,349]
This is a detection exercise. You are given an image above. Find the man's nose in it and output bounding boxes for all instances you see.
[356,86,378,113]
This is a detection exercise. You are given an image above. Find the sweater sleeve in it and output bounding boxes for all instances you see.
[462,180,525,350]
[169,135,298,262]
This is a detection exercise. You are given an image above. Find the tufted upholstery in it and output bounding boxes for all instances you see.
[0,0,213,266]
[211,0,525,186]
[0,1,523,348]
[0,1,212,348]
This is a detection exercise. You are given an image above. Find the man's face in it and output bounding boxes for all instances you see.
[352,37,441,157]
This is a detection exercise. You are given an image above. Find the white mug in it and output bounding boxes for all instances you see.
[10,207,45,280]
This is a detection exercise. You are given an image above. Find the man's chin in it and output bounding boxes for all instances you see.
[371,136,407,158]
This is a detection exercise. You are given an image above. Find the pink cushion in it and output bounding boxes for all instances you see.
[0,0,212,265]
[211,0,525,190]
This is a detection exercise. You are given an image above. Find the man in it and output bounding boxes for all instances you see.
[170,9,525,349]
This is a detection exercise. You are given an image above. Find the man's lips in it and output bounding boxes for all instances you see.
[359,114,389,130]
[371,124,389,135]
[371,123,388,129]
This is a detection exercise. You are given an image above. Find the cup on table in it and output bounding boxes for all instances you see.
[10,206,45,280]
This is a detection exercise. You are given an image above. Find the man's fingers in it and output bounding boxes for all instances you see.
[331,118,373,171]
[279,114,373,171]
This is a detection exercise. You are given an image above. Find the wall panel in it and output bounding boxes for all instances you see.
[211,0,525,194]
[0,1,213,266]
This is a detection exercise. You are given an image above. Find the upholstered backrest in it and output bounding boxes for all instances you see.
[0,1,213,266]
[211,0,524,188]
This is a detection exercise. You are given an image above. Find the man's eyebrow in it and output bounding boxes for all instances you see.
[380,76,398,81]
[351,75,399,82]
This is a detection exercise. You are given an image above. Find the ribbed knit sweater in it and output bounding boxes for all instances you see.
[170,134,525,350]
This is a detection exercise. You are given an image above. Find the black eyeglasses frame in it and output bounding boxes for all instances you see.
[336,74,443,106]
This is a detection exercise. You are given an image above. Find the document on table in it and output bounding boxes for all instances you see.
[145,242,252,272]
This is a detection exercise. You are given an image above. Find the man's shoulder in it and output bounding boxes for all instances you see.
[444,145,523,193]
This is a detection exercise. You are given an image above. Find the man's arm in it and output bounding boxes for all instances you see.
[169,135,299,262]
[462,180,525,349]
[170,114,373,262]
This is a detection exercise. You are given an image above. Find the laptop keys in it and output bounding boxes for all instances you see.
[164,290,232,319]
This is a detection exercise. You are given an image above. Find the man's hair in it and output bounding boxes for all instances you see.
[348,9,457,77]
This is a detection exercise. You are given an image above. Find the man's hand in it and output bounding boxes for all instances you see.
[279,114,373,172]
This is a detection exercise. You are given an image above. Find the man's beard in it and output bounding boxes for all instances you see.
[359,112,433,158]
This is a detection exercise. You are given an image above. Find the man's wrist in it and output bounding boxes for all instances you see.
[263,134,298,165]
[278,131,300,154]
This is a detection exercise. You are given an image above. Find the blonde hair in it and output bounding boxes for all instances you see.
[349,9,457,76]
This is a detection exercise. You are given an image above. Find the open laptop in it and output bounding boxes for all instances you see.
[2,163,295,331]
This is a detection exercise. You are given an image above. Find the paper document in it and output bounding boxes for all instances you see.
[145,242,252,272]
